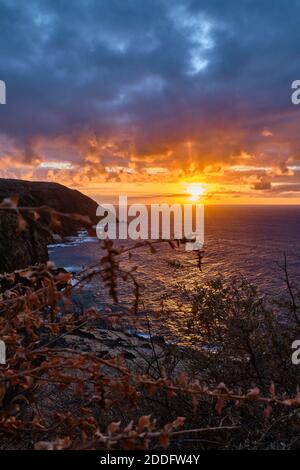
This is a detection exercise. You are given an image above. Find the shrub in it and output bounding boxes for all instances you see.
[1,199,300,450]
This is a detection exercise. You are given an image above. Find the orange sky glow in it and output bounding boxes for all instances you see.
[2,2,300,205]
[3,135,299,205]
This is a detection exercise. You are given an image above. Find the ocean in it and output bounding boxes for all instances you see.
[48,205,300,344]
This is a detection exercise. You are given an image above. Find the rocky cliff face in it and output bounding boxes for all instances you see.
[0,179,98,273]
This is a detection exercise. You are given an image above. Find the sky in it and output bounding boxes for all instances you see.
[1,0,300,204]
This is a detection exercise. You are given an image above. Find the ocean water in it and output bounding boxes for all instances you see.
[48,206,300,343]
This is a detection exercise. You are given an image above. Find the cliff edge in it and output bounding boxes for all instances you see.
[0,179,98,273]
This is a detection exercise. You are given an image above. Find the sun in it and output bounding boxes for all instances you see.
[186,183,206,201]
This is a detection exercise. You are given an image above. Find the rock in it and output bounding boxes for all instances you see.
[0,178,98,273]
[0,210,50,274]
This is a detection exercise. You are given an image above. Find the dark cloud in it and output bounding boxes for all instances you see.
[0,0,300,181]
[253,180,272,191]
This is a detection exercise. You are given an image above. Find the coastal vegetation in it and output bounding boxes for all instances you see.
[0,197,300,450]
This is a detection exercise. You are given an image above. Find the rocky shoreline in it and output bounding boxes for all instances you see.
[0,178,98,273]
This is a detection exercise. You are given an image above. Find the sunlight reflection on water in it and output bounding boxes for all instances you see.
[49,206,300,344]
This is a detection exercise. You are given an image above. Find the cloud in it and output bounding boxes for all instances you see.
[252,180,272,191]
[1,0,300,197]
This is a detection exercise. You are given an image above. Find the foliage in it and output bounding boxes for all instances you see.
[1,198,300,450]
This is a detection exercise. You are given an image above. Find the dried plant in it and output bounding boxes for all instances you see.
[1,197,300,450]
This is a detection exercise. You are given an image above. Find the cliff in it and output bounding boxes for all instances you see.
[0,179,98,273]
